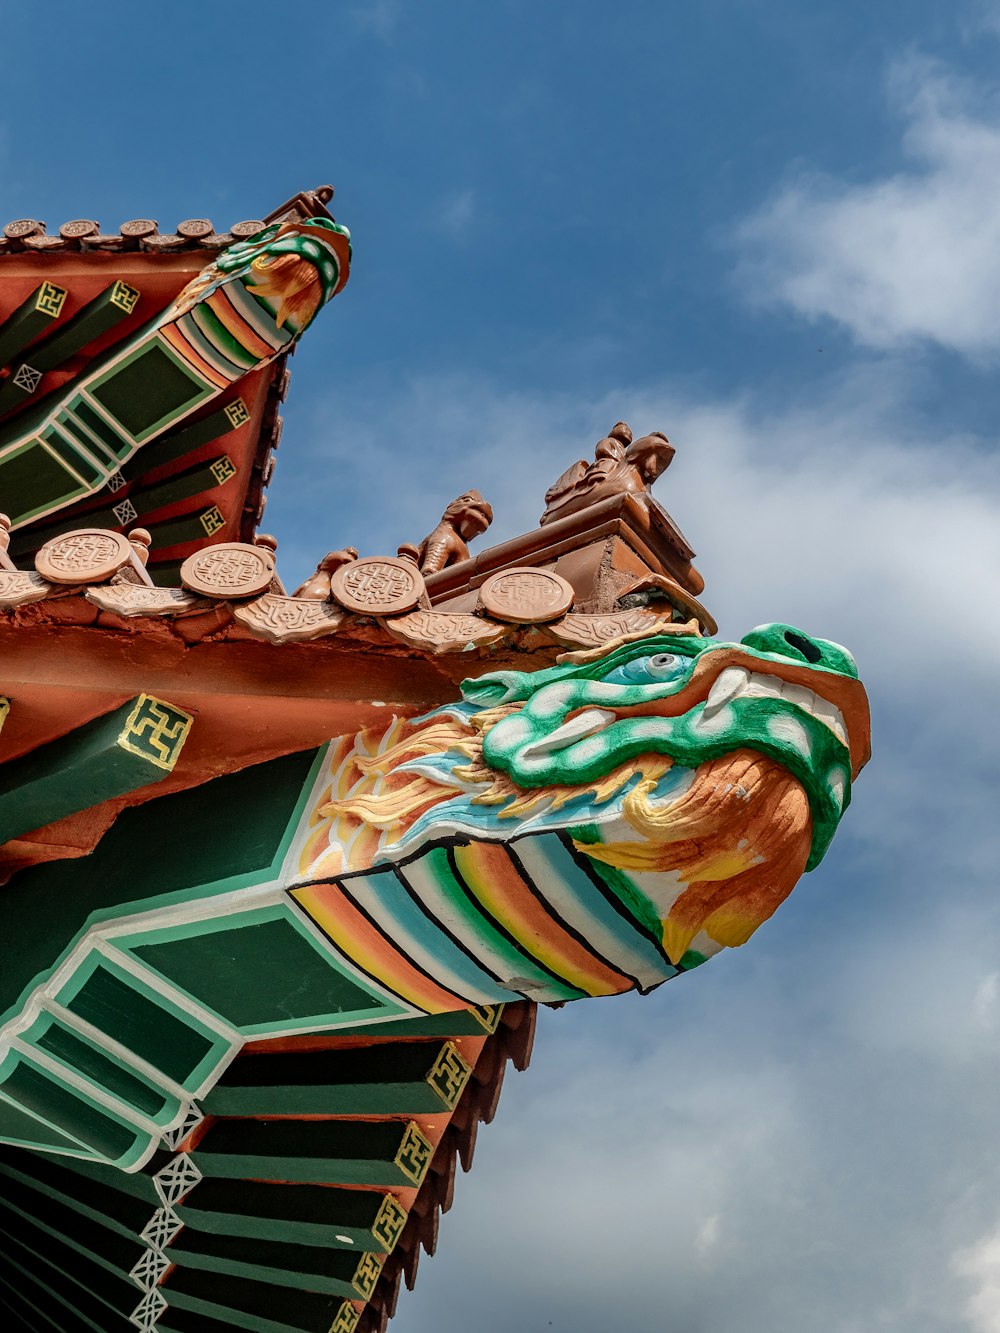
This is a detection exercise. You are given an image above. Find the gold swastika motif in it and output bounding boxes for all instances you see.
[210,455,237,486]
[200,506,226,536]
[394,1122,433,1185]
[330,1302,360,1333]
[469,1003,503,1032]
[35,282,67,318]
[110,281,140,314]
[371,1194,407,1251]
[224,398,250,429]
[117,696,192,771]
[352,1252,384,1299]
[426,1042,472,1110]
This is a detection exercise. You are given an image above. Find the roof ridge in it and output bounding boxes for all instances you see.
[0,184,337,257]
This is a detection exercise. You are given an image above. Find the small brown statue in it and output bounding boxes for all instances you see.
[398,490,494,575]
[540,421,676,525]
[0,514,14,572]
[293,547,359,600]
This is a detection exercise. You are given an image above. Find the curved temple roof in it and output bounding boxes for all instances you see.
[0,188,345,581]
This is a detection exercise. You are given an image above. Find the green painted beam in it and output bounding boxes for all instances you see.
[0,281,69,367]
[144,503,229,548]
[31,1016,179,1122]
[0,1265,116,1333]
[0,1184,144,1285]
[149,559,183,586]
[0,748,319,1019]
[193,1118,435,1188]
[177,1179,408,1254]
[205,1041,471,1117]
[13,454,237,553]
[165,1229,384,1300]
[333,1004,504,1039]
[0,1271,87,1333]
[132,454,237,519]
[120,396,251,482]
[0,1157,156,1240]
[159,1316,255,1333]
[163,1268,358,1333]
[0,280,140,415]
[0,693,191,844]
[4,1147,162,1207]
[0,1222,139,1323]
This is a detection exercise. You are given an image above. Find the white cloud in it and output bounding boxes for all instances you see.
[955,1225,1000,1333]
[734,53,1000,358]
[273,363,1000,1333]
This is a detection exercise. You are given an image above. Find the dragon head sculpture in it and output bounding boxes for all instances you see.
[168,216,352,335]
[0,621,870,1166]
[295,620,870,986]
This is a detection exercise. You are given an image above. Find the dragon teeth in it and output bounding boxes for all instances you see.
[522,707,617,757]
[808,694,848,746]
[702,667,750,718]
[702,668,848,746]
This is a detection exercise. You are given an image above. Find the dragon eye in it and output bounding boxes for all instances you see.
[603,652,689,686]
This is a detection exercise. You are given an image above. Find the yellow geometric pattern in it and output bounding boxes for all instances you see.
[426,1041,472,1110]
[224,397,250,429]
[352,1251,384,1299]
[199,506,226,536]
[35,281,67,318]
[117,695,193,771]
[330,1301,360,1333]
[394,1122,433,1185]
[110,280,141,314]
[371,1193,407,1251]
[210,455,237,486]
[468,1003,503,1033]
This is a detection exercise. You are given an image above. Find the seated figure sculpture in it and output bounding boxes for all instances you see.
[541,421,676,525]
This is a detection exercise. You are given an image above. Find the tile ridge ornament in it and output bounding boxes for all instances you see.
[180,540,276,600]
[35,528,134,584]
[380,608,508,654]
[234,592,348,643]
[330,556,427,617]
[86,584,211,617]
[478,567,575,623]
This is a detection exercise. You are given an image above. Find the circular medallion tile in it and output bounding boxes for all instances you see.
[35,529,132,584]
[180,543,274,599]
[330,556,425,616]
[479,567,575,623]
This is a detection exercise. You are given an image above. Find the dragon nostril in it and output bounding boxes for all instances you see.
[784,631,822,663]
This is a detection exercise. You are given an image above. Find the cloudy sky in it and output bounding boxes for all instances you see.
[5,2,1000,1329]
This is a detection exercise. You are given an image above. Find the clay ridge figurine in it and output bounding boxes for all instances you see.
[398,489,494,575]
[541,421,675,525]
[293,547,359,600]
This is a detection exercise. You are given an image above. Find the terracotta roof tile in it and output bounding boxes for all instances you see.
[0,184,336,257]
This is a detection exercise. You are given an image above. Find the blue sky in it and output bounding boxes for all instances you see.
[5,2,1000,1330]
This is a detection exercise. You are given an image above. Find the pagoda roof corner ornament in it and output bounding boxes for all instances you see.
[0,187,352,576]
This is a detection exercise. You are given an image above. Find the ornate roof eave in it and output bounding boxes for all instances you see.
[0,185,337,258]
[0,188,347,577]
